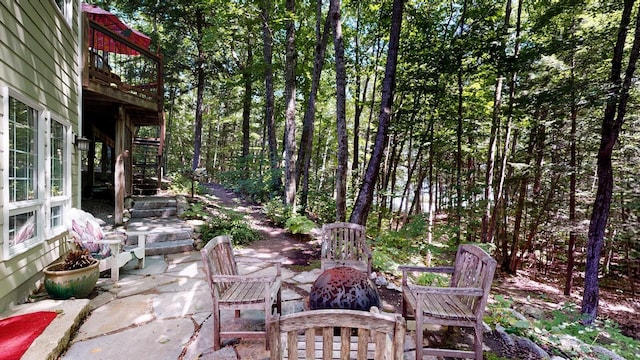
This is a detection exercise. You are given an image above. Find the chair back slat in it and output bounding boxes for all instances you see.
[321,222,371,275]
[269,309,405,360]
[451,244,497,312]
[201,235,238,295]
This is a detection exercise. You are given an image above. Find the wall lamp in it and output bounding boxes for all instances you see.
[74,135,91,152]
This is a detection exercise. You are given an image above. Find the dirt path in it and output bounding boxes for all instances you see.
[200,183,321,266]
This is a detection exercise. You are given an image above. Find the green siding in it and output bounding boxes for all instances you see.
[0,0,80,311]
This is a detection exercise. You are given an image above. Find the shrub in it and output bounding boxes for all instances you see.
[199,212,260,246]
[263,198,291,227]
[285,215,317,235]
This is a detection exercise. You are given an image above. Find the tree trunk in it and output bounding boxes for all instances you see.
[350,0,405,226]
[481,76,502,243]
[454,0,467,244]
[505,125,536,273]
[583,0,639,324]
[241,34,253,180]
[330,0,348,221]
[298,0,330,213]
[191,8,206,171]
[351,1,366,188]
[261,0,281,195]
[565,42,578,295]
[362,38,384,177]
[284,0,297,207]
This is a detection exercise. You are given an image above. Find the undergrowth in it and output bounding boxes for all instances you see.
[486,295,640,359]
[180,202,259,246]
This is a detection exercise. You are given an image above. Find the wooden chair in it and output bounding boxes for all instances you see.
[200,235,282,350]
[321,222,372,276]
[268,308,406,360]
[398,244,497,360]
[65,208,145,282]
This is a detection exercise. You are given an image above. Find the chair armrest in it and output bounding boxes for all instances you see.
[211,274,280,283]
[411,285,483,297]
[398,265,454,273]
[237,258,282,276]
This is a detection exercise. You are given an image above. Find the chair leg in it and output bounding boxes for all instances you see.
[474,323,483,360]
[213,303,221,350]
[265,302,270,350]
[276,289,282,314]
[415,319,423,360]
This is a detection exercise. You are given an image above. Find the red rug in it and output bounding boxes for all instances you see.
[0,311,58,360]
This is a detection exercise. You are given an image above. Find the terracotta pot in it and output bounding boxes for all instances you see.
[43,259,99,299]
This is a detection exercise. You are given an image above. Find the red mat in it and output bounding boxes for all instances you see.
[0,311,58,360]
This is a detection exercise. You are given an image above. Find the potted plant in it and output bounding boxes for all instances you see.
[43,248,100,299]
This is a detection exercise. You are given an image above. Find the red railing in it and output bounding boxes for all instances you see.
[84,17,163,111]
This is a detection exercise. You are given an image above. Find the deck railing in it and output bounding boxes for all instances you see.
[83,17,163,111]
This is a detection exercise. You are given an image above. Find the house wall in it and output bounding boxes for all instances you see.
[0,0,81,311]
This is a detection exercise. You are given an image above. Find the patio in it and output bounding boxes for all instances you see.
[7,246,426,359]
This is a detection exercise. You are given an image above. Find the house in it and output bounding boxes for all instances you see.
[0,1,163,312]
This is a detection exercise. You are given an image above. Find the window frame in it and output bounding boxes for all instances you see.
[47,114,72,238]
[52,0,73,26]
[1,87,72,259]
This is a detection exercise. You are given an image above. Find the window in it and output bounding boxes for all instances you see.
[54,0,72,24]
[6,95,42,256]
[51,120,64,197]
[48,117,71,232]
[2,90,72,258]
[9,97,38,203]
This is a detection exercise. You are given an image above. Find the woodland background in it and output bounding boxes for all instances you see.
[91,0,638,354]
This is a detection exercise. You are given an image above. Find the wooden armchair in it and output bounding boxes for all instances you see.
[65,208,145,282]
[398,244,497,360]
[321,222,372,276]
[200,235,282,350]
[268,307,406,360]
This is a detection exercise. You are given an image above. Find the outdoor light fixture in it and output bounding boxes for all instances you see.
[74,135,91,152]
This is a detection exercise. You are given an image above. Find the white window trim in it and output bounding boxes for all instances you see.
[47,112,72,238]
[51,0,73,28]
[1,87,72,259]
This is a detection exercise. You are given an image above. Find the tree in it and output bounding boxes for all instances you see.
[330,0,348,221]
[297,0,331,213]
[350,0,405,225]
[284,0,297,207]
[261,0,282,194]
[582,0,640,324]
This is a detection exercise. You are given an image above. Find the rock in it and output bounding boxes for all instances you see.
[505,307,530,322]
[514,335,550,358]
[494,325,515,347]
[386,282,401,292]
[374,275,388,287]
[591,345,625,360]
[176,195,189,216]
[521,306,546,320]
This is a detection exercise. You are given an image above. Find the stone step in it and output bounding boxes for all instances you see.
[129,207,177,218]
[127,229,193,244]
[126,217,195,255]
[131,196,177,210]
[144,239,195,256]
